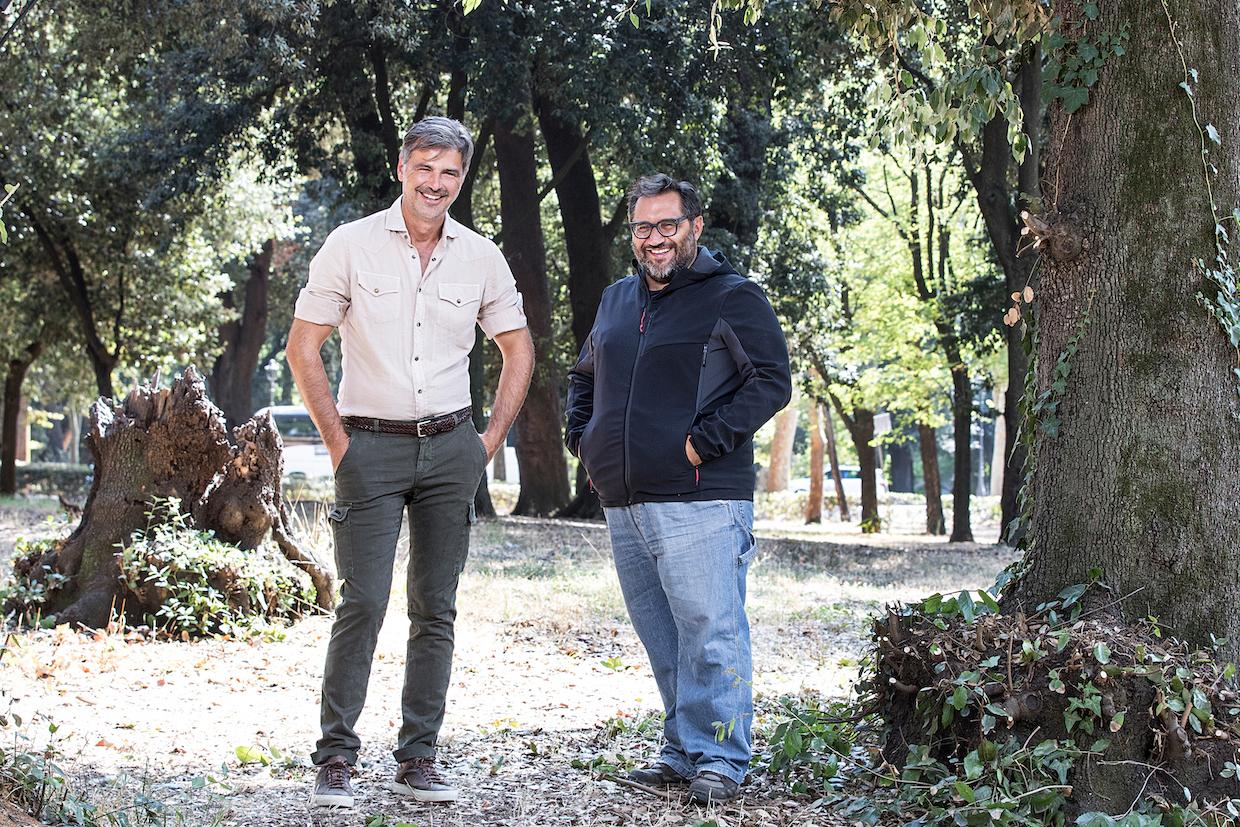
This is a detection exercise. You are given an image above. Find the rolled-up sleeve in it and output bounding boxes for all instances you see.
[294,231,351,327]
[477,250,527,339]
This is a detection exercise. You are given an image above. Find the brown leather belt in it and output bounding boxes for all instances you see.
[342,407,473,438]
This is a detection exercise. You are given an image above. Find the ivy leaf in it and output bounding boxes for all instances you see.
[1206,124,1221,145]
[963,749,983,780]
[1061,86,1089,113]
[1083,2,1099,19]
[1093,642,1112,664]
[629,11,639,27]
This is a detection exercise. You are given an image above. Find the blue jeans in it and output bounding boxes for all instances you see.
[604,500,756,784]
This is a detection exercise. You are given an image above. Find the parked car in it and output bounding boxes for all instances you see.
[255,405,334,478]
[789,465,888,498]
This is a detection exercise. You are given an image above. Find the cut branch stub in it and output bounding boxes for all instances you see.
[1020,210,1090,261]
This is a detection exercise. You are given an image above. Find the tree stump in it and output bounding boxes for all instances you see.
[14,367,334,628]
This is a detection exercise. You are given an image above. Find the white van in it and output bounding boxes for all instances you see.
[255,405,334,478]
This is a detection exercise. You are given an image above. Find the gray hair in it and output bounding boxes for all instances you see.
[400,117,474,173]
[626,174,703,221]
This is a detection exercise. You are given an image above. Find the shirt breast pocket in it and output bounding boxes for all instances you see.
[354,271,402,323]
[436,283,483,343]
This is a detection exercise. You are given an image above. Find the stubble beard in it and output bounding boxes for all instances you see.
[636,232,699,284]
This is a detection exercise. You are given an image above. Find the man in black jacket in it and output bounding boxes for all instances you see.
[564,174,791,804]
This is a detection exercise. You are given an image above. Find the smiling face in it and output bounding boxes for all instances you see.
[396,146,465,228]
[630,191,703,289]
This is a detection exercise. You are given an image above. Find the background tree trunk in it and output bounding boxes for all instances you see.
[14,368,333,628]
[765,403,797,492]
[948,363,974,542]
[919,423,946,536]
[888,436,915,493]
[493,107,570,516]
[1007,1,1240,653]
[1,339,42,495]
[824,401,850,522]
[210,239,283,429]
[805,402,825,523]
[831,397,880,531]
[537,98,616,520]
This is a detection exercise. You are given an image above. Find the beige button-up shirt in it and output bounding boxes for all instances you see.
[293,197,527,420]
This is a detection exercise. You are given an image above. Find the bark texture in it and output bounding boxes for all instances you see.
[14,368,334,628]
[493,110,571,516]
[1,339,41,495]
[210,239,287,429]
[805,402,825,524]
[1008,1,1240,653]
[918,423,946,536]
[765,405,797,493]
[832,397,880,531]
[824,401,850,522]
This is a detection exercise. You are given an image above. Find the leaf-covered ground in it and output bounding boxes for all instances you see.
[0,501,1014,826]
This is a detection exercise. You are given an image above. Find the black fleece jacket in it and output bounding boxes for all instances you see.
[564,247,792,507]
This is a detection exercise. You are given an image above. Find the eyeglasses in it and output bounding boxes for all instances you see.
[628,215,693,239]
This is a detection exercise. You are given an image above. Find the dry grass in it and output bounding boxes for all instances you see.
[0,502,1015,826]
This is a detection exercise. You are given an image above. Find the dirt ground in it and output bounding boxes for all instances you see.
[0,500,1015,827]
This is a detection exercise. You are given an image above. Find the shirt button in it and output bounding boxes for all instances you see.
[431,257,437,262]
[417,322,422,327]
[414,356,420,361]
[373,287,380,294]
[417,389,423,394]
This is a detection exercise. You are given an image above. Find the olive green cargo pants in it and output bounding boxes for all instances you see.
[311,423,487,766]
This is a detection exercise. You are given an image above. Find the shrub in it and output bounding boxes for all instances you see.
[118,499,316,638]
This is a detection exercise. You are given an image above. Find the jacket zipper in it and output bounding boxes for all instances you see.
[622,287,653,505]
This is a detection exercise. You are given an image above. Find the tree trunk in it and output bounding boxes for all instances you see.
[13,367,334,628]
[823,400,850,522]
[949,363,974,542]
[493,108,570,516]
[210,239,280,429]
[888,438,915,493]
[918,423,946,536]
[537,99,612,520]
[1007,1,1240,652]
[765,403,797,492]
[805,402,825,524]
[832,397,880,532]
[468,327,497,518]
[1,339,42,495]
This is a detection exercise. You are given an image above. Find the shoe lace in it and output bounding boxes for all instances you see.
[410,757,445,784]
[325,762,349,789]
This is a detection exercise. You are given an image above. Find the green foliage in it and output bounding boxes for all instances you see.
[1,533,70,626]
[1043,13,1130,115]
[0,182,16,244]
[757,695,860,796]
[118,499,314,639]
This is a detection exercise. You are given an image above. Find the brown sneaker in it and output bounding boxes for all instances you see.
[389,756,458,802]
[311,755,354,808]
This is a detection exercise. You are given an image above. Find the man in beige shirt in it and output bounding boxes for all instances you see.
[288,117,534,808]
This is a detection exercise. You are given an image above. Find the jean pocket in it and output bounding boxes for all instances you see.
[327,504,353,580]
[729,501,757,566]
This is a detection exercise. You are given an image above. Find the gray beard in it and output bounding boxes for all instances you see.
[639,237,697,283]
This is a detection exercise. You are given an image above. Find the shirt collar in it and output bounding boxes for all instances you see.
[384,196,461,241]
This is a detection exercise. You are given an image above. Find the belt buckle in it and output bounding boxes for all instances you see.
[416,420,431,438]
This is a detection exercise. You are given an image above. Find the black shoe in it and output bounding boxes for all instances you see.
[626,762,688,787]
[688,771,740,804]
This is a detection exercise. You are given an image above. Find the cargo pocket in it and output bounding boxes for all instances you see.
[457,501,476,574]
[327,504,353,580]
